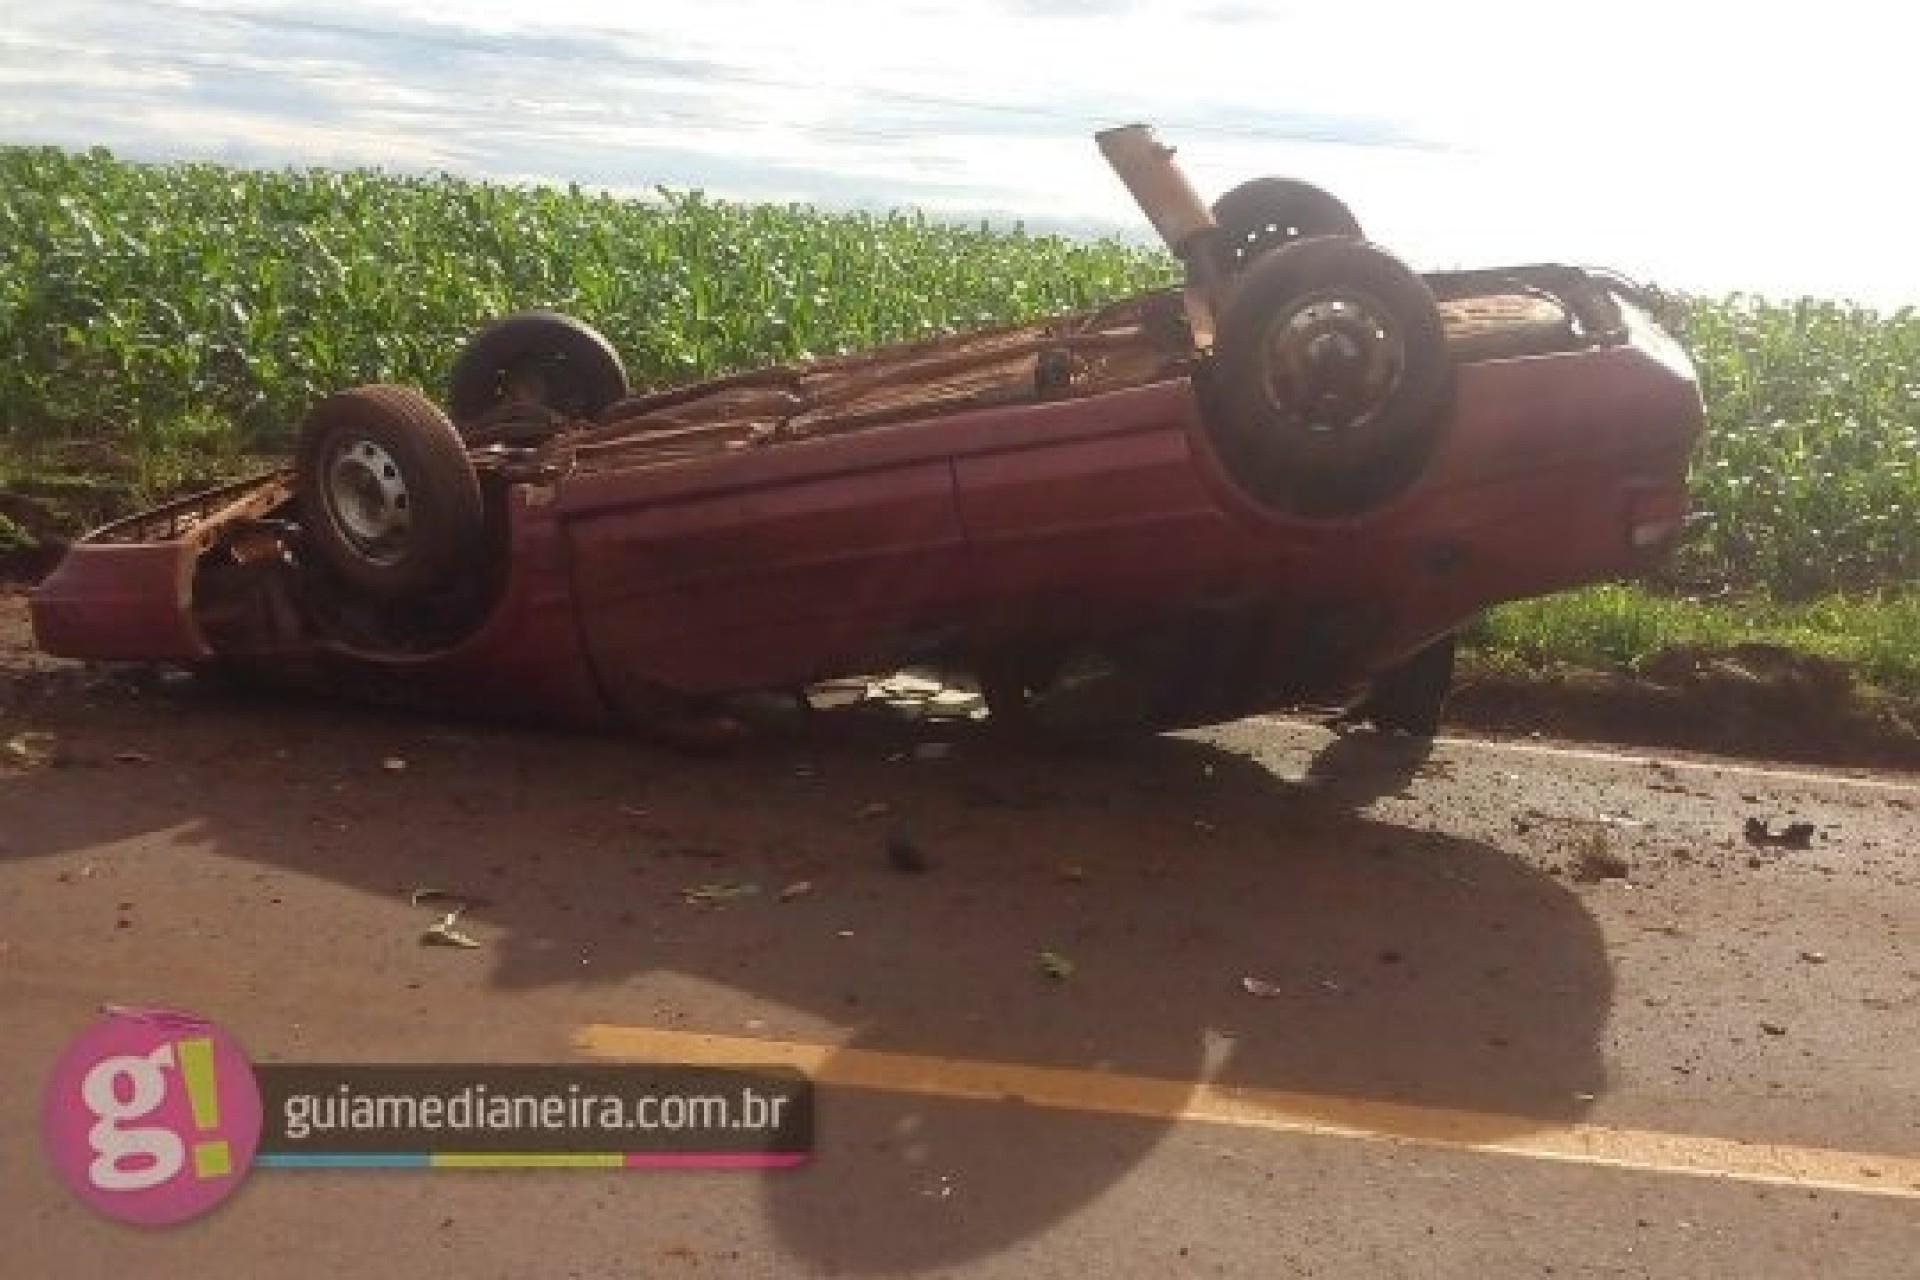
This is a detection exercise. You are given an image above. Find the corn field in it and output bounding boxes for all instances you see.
[2,145,1915,595]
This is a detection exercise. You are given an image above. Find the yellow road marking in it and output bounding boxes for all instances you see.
[577,1024,1920,1201]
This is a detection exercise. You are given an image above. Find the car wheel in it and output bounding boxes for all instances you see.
[1211,177,1363,273]
[295,385,483,601]
[1210,236,1452,518]
[1358,633,1457,737]
[447,310,628,435]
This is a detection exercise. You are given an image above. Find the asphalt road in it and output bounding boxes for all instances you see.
[3,594,1917,1277]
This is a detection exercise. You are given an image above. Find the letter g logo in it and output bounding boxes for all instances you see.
[81,1046,187,1191]
[43,1007,262,1226]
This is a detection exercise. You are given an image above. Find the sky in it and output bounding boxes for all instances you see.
[2,0,1916,305]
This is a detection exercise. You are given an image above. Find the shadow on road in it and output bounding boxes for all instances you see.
[2,674,1612,1274]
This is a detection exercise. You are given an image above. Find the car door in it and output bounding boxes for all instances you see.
[557,439,968,709]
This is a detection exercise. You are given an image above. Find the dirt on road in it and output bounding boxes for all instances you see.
[3,589,1918,1277]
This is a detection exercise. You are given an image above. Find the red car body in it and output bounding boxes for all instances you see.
[30,263,1704,733]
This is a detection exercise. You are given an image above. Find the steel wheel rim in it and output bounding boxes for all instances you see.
[324,437,412,564]
[1258,289,1405,440]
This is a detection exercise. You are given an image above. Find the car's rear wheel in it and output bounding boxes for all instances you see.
[447,310,628,438]
[295,385,483,600]
[1210,236,1452,518]
[1211,177,1363,273]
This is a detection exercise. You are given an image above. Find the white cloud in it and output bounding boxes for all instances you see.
[3,0,1918,303]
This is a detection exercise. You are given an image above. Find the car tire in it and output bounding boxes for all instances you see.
[1357,632,1457,737]
[1211,177,1363,273]
[295,384,483,601]
[447,310,629,433]
[1210,236,1452,518]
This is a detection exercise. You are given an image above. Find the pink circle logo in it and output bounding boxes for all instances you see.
[42,1006,262,1226]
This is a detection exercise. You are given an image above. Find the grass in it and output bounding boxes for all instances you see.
[1473,587,1920,698]
[2,145,1914,700]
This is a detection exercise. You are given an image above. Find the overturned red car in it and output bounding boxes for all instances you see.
[30,126,1705,738]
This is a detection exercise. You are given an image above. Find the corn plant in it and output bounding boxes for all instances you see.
[2,145,1913,597]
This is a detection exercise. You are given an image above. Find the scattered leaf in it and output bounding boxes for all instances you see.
[4,732,55,767]
[681,881,761,907]
[1038,950,1074,981]
[421,911,479,949]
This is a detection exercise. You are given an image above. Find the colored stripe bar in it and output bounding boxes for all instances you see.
[622,1152,810,1170]
[434,1153,623,1169]
[255,1153,430,1168]
[254,1151,806,1170]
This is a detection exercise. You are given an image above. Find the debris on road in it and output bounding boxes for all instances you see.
[873,671,944,700]
[1038,950,1075,982]
[1800,950,1829,964]
[1522,807,1650,834]
[4,731,54,767]
[1241,976,1284,998]
[886,835,930,875]
[409,887,491,910]
[383,756,408,772]
[681,881,761,908]
[1571,834,1632,883]
[410,888,487,948]
[804,679,868,710]
[928,688,985,720]
[1745,817,1816,850]
[112,750,152,765]
[421,910,480,949]
[1760,1021,1788,1036]
[777,880,814,903]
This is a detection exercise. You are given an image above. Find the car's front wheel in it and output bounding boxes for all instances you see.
[1209,236,1452,519]
[295,385,483,601]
